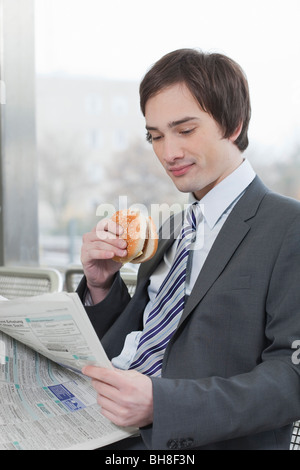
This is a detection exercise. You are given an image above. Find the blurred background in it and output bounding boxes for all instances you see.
[1,0,300,269]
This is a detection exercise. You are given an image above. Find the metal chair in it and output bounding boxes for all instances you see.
[64,266,85,293]
[290,421,300,449]
[0,266,63,299]
[65,265,137,296]
[119,270,137,297]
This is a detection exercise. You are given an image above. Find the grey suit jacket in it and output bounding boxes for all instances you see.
[78,176,300,450]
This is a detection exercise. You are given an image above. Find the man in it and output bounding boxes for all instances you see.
[79,49,300,450]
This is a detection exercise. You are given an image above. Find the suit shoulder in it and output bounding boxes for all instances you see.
[264,190,300,217]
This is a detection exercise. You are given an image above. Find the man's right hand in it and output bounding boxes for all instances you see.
[80,218,127,304]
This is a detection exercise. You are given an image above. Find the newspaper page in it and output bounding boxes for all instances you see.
[0,292,112,372]
[0,293,138,450]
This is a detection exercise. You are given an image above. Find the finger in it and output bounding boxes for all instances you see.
[82,365,107,379]
[92,379,120,401]
[82,366,125,390]
[86,239,127,255]
[83,247,119,261]
[96,219,124,237]
[95,230,127,248]
[81,236,127,261]
[84,226,126,249]
[97,399,128,427]
[87,237,127,255]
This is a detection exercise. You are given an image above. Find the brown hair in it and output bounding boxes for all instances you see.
[140,48,251,152]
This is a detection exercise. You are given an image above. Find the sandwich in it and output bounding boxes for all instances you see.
[111,209,158,264]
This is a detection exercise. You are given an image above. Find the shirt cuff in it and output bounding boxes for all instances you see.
[83,287,94,306]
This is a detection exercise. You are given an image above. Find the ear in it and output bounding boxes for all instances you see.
[229,122,243,142]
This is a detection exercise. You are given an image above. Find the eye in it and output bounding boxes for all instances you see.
[146,131,162,143]
[180,128,195,136]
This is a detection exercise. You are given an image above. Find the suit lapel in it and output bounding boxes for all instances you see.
[179,217,250,326]
[178,176,269,327]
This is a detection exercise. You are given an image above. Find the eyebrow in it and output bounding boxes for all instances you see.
[146,116,199,131]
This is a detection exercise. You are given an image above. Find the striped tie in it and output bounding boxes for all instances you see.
[129,202,202,376]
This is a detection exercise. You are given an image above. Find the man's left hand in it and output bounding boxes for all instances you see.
[82,366,153,428]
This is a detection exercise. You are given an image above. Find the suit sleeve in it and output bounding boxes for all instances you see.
[142,214,300,449]
[76,272,131,339]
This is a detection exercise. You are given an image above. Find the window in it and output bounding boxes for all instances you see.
[112,129,128,151]
[86,129,104,150]
[111,96,128,116]
[32,0,300,269]
[85,94,103,115]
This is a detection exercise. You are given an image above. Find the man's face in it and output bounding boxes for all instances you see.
[145,83,243,200]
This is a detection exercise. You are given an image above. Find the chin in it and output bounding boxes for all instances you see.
[172,178,203,195]
[172,182,193,194]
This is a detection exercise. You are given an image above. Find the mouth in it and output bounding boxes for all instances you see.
[168,163,194,177]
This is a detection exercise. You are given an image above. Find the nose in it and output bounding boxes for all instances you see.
[161,136,184,165]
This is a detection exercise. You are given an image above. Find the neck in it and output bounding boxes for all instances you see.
[193,155,244,201]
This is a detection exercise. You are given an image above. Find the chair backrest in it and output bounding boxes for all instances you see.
[65,266,137,296]
[65,267,85,293]
[291,421,300,450]
[0,266,63,299]
[119,270,137,297]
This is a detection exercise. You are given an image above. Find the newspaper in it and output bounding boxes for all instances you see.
[0,292,137,450]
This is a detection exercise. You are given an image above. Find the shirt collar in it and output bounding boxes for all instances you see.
[188,159,256,229]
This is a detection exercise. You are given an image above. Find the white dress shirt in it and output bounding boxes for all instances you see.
[111,159,256,369]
